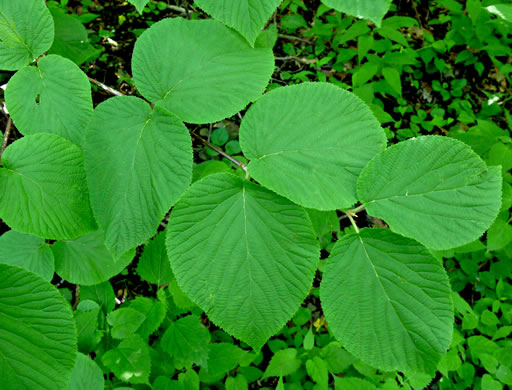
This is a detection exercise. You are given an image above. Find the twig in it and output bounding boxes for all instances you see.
[191,132,248,174]
[349,204,365,214]
[168,5,187,14]
[275,56,316,65]
[278,33,312,44]
[0,117,12,164]
[345,211,360,234]
[89,77,124,97]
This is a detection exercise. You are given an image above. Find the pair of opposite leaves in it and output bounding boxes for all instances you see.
[0,6,502,376]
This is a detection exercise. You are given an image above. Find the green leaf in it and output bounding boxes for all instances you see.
[166,173,319,349]
[153,377,184,390]
[84,96,192,258]
[48,6,101,65]
[225,375,249,390]
[382,67,402,96]
[199,343,249,382]
[68,353,104,390]
[136,232,174,286]
[306,357,329,387]
[132,18,274,124]
[481,374,503,390]
[102,334,151,384]
[81,282,116,313]
[240,83,386,210]
[0,0,55,70]
[334,377,378,390]
[192,160,232,183]
[128,0,150,14]
[487,217,512,251]
[74,303,102,353]
[0,230,54,281]
[0,133,96,239]
[263,348,302,378]
[194,0,281,45]
[255,24,278,49]
[357,136,502,250]
[129,296,166,339]
[52,230,135,285]
[0,263,77,390]
[160,315,210,369]
[107,308,146,339]
[321,228,453,373]
[321,0,392,27]
[5,54,93,145]
[486,4,512,23]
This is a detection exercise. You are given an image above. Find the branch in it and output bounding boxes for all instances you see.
[274,56,316,65]
[278,33,312,44]
[349,204,365,214]
[0,117,12,164]
[89,77,124,97]
[191,132,248,174]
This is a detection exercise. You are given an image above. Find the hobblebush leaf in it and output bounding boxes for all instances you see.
[320,228,453,373]
[160,315,210,369]
[240,83,386,210]
[5,55,94,145]
[132,18,274,124]
[68,353,104,390]
[321,0,392,27]
[136,232,174,286]
[84,96,192,258]
[102,334,151,385]
[0,133,96,239]
[48,5,101,65]
[357,136,502,250]
[0,230,54,281]
[166,173,319,349]
[194,0,282,46]
[0,0,55,70]
[52,230,135,286]
[0,264,77,390]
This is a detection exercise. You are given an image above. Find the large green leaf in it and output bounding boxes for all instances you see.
[195,0,282,45]
[166,173,319,349]
[240,83,386,210]
[321,228,453,373]
[132,18,274,124]
[84,96,192,258]
[0,0,55,70]
[357,136,502,250]
[321,0,391,27]
[5,54,93,145]
[0,264,77,390]
[68,353,104,390]
[48,5,101,65]
[52,230,135,286]
[0,230,54,281]
[0,133,96,239]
